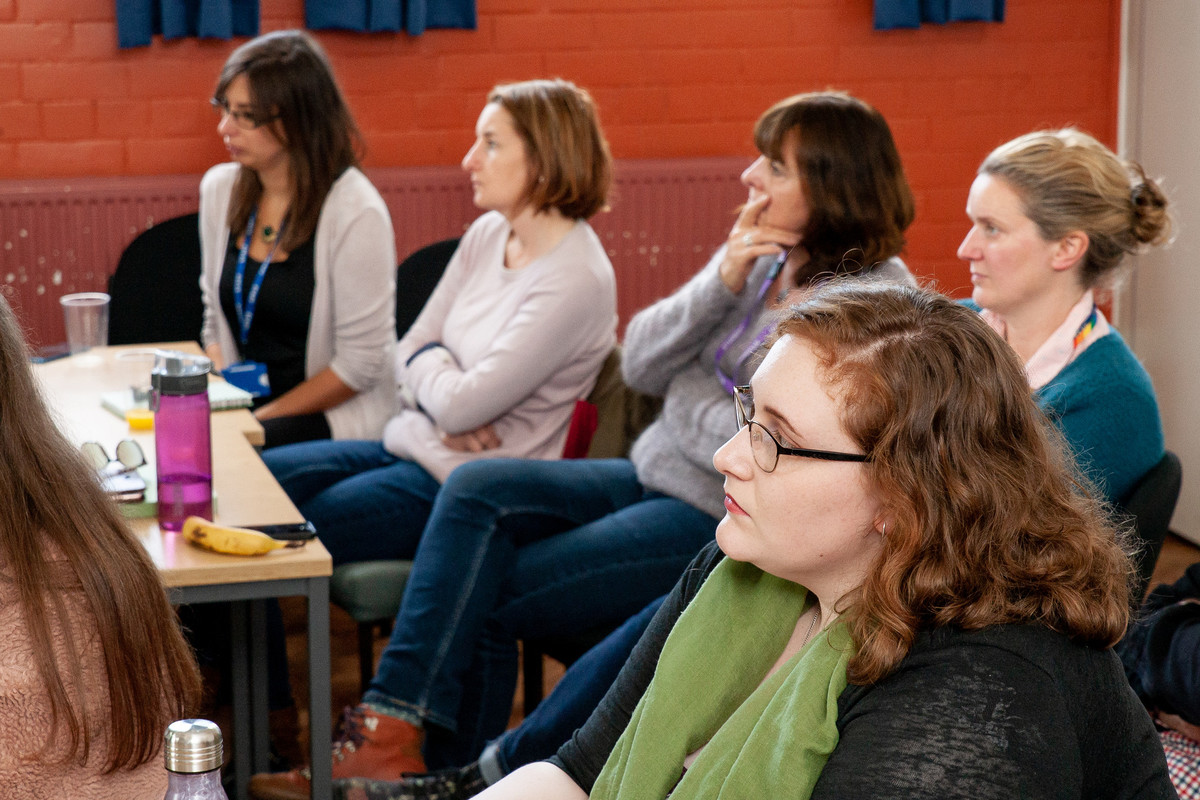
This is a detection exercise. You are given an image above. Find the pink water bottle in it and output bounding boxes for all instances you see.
[152,351,212,531]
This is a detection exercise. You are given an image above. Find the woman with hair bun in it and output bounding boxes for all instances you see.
[959,128,1171,503]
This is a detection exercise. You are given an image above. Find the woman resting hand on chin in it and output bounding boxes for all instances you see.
[476,281,1174,800]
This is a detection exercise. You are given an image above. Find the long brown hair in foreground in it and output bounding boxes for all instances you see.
[0,296,199,770]
[775,282,1132,685]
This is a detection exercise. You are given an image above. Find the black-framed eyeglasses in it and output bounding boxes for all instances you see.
[210,97,278,131]
[733,385,870,473]
[81,440,146,477]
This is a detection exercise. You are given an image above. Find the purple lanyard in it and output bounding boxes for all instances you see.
[713,253,786,394]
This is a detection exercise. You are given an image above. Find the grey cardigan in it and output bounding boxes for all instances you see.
[622,247,912,519]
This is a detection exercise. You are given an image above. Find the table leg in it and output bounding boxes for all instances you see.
[307,576,332,799]
[230,601,251,800]
[250,600,271,772]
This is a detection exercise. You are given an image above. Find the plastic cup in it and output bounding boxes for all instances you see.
[60,292,110,355]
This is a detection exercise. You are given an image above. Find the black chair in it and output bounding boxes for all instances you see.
[396,237,459,337]
[1119,450,1183,602]
[107,212,204,345]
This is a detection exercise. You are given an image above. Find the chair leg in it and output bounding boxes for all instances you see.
[358,621,376,695]
[523,643,545,717]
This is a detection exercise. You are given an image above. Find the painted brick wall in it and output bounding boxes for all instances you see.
[0,0,1121,290]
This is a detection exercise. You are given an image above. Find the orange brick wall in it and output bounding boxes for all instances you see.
[0,0,1121,290]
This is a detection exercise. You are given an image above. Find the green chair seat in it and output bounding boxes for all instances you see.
[330,560,413,691]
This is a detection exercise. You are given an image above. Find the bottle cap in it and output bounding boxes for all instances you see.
[164,718,223,774]
[151,350,211,399]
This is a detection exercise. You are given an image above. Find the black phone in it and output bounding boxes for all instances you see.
[246,520,318,541]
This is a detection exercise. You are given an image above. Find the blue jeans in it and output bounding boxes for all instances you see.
[360,458,718,767]
[481,595,665,780]
[261,440,442,565]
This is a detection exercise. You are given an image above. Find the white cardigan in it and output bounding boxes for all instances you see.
[199,163,398,440]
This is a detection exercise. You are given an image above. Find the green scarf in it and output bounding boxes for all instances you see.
[591,557,852,800]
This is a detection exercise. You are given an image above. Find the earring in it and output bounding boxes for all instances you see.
[880,523,887,536]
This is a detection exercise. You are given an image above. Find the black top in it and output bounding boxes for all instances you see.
[553,541,1177,800]
[219,234,316,401]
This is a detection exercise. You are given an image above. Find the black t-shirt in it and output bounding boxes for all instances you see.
[218,234,316,402]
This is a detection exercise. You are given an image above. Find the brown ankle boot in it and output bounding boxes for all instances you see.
[248,705,426,800]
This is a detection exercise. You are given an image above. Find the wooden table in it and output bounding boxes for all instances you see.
[34,343,333,800]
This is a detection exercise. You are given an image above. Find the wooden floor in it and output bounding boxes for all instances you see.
[1148,532,1199,597]
[279,532,1200,755]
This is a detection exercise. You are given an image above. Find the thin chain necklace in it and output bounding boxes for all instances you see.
[800,605,821,649]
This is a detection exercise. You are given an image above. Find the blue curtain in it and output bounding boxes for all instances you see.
[874,0,1004,30]
[306,0,476,35]
[116,0,259,48]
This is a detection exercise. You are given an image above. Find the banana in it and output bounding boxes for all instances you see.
[181,516,304,556]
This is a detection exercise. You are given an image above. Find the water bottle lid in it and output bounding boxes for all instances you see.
[164,719,224,773]
[151,350,211,396]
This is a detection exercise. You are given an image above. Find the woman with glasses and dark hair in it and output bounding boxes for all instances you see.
[478,282,1174,800]
[201,29,397,449]
[249,90,916,800]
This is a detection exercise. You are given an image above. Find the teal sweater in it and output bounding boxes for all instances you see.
[1035,329,1163,504]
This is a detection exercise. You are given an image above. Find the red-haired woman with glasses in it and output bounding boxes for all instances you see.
[479,282,1173,800]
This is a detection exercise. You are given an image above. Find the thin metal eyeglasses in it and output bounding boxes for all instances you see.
[733,385,870,472]
[210,98,278,131]
[81,440,146,477]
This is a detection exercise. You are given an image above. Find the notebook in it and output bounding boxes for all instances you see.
[100,380,255,420]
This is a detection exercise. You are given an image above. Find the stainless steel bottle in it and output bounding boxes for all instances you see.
[163,718,228,800]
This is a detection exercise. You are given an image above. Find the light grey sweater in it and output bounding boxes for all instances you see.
[623,248,913,519]
[385,211,617,483]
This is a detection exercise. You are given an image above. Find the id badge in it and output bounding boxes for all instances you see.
[223,360,271,398]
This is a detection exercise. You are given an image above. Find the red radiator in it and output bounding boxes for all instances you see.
[0,157,747,346]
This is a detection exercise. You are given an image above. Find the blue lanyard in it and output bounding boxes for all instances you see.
[233,208,285,346]
[713,252,786,394]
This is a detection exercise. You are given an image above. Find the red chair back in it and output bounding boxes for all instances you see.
[561,399,599,459]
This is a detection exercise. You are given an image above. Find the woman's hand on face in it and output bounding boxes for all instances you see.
[719,194,803,294]
[441,423,502,453]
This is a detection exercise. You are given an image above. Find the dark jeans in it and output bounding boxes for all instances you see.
[481,595,666,779]
[358,458,718,768]
[261,439,442,565]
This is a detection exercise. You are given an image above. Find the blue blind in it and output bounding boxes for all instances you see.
[874,0,1004,30]
[305,0,476,35]
[116,0,259,49]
